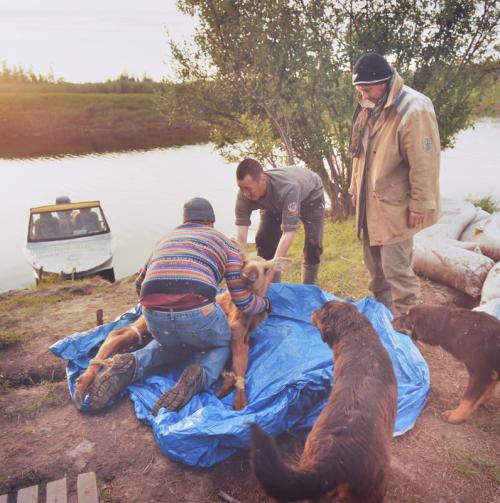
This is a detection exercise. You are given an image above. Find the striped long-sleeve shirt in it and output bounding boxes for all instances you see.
[135,223,268,315]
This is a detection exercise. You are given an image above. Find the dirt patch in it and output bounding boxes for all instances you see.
[0,277,499,502]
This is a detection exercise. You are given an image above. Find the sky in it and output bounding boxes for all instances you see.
[0,0,198,82]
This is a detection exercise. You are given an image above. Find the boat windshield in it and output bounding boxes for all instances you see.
[29,206,110,242]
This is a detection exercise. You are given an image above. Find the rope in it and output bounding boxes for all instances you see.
[88,358,112,368]
[129,323,143,345]
[235,376,246,390]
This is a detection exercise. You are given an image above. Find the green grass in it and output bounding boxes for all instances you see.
[283,218,370,299]
[0,330,20,349]
[5,381,66,419]
[438,440,500,484]
[474,77,500,118]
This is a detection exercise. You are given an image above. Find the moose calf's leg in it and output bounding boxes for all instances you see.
[75,319,146,395]
[216,371,237,398]
[231,324,250,410]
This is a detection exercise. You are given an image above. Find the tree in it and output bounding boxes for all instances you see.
[164,0,499,219]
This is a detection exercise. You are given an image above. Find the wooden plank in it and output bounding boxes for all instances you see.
[0,494,8,503]
[46,477,67,503]
[77,472,99,503]
[17,485,38,503]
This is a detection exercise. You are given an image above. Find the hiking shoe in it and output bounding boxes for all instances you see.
[85,353,136,411]
[152,364,205,415]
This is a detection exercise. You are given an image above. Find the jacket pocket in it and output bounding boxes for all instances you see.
[374,178,410,206]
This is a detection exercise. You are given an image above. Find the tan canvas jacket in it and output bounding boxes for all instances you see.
[349,71,440,246]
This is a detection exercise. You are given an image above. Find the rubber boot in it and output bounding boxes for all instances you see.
[302,263,319,285]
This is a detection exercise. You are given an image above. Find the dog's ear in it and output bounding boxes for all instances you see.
[311,302,342,347]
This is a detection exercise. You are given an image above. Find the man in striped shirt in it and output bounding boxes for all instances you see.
[88,197,270,413]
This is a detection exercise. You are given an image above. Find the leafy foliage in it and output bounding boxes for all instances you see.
[164,0,499,219]
[467,195,500,213]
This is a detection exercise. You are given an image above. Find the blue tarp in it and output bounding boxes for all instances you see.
[51,284,429,467]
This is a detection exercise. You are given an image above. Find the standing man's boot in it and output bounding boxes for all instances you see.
[302,263,319,284]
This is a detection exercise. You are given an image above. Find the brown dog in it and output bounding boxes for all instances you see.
[75,252,290,411]
[392,304,500,424]
[251,300,397,503]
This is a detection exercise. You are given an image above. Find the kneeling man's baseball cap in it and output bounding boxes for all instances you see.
[183,197,216,223]
[352,52,392,85]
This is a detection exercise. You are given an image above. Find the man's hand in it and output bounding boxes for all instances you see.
[236,225,250,250]
[351,194,357,207]
[408,211,424,228]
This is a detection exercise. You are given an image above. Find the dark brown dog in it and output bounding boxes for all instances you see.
[251,300,397,503]
[392,304,500,424]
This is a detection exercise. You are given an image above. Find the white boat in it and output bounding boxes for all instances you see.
[24,200,115,284]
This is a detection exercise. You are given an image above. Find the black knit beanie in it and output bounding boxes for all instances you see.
[352,52,393,85]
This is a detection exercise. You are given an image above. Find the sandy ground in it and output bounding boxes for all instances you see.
[0,276,499,502]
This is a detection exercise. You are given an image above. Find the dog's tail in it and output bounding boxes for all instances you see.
[250,424,337,502]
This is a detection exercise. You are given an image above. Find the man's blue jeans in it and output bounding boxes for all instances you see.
[131,302,231,390]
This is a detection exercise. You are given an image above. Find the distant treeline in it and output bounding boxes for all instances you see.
[0,62,160,94]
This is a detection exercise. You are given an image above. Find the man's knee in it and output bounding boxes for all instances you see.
[303,232,323,265]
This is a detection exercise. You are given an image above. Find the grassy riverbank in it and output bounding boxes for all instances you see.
[284,218,370,299]
[0,92,210,158]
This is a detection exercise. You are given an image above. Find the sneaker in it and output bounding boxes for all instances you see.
[85,353,136,411]
[152,364,205,415]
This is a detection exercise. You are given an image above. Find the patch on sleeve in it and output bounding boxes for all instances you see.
[287,201,299,217]
[422,137,433,152]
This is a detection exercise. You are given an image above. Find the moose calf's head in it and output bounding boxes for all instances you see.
[240,252,292,295]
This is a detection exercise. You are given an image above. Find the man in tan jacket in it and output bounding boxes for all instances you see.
[349,52,440,316]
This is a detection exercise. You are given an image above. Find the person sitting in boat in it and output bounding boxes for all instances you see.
[74,207,101,233]
[34,212,60,240]
[54,196,74,238]
[56,211,74,237]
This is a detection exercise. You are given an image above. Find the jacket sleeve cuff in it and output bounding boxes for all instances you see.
[235,217,252,226]
[409,199,437,213]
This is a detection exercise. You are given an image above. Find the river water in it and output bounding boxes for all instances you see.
[1,118,498,293]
